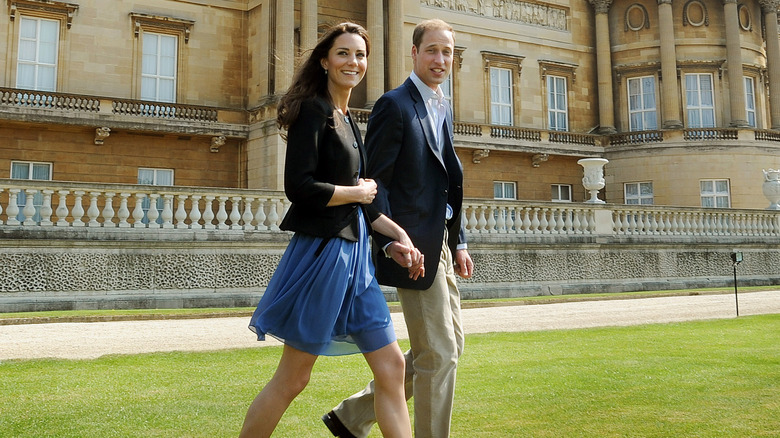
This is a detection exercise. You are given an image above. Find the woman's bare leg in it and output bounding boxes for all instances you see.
[363,342,412,438]
[239,345,318,438]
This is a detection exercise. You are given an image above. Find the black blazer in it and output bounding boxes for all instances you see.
[280,96,380,241]
[366,78,466,290]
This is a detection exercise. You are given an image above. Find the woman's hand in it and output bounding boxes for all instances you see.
[356,178,377,204]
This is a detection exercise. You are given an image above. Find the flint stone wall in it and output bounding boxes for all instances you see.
[0,228,778,312]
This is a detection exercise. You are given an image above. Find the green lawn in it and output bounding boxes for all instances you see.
[1,315,777,437]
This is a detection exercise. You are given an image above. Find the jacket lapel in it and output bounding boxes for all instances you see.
[406,80,446,169]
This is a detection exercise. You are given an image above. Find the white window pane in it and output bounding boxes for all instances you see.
[159,79,175,102]
[715,180,729,193]
[157,170,174,186]
[16,65,35,88]
[701,197,714,207]
[494,183,502,199]
[31,163,51,180]
[11,163,30,179]
[138,169,154,185]
[645,113,657,130]
[702,110,715,127]
[18,40,36,61]
[38,66,56,91]
[626,184,638,196]
[143,54,157,74]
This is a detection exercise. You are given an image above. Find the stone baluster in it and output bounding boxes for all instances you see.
[242,197,256,230]
[72,191,86,227]
[564,208,573,234]
[539,208,550,233]
[0,188,4,225]
[614,210,624,234]
[117,193,131,228]
[267,199,280,231]
[188,195,202,229]
[254,198,267,230]
[55,190,69,226]
[86,192,101,226]
[530,208,541,233]
[132,194,146,227]
[486,205,497,233]
[22,189,38,225]
[160,194,174,229]
[506,206,516,232]
[40,190,54,226]
[229,196,242,229]
[467,205,477,231]
[174,195,188,228]
[495,206,506,232]
[216,196,229,229]
[572,209,582,234]
[202,196,216,229]
[477,206,488,232]
[580,209,591,233]
[146,194,160,226]
[102,192,115,227]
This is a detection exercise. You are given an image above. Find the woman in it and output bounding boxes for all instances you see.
[239,23,420,438]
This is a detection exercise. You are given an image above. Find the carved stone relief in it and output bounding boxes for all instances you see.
[421,0,568,31]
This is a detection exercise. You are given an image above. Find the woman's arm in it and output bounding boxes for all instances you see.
[327,178,377,207]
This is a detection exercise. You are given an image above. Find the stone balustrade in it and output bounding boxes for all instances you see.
[2,180,779,239]
[0,180,288,231]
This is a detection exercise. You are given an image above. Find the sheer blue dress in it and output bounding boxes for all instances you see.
[249,102,396,356]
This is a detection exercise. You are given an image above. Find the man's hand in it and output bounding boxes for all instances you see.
[454,249,473,279]
[387,241,425,280]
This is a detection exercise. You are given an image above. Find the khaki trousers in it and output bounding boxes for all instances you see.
[332,235,464,437]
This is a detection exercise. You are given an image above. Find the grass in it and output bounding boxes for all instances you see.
[1,286,775,323]
[1,314,778,437]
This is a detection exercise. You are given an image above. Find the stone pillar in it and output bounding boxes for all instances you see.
[367,0,385,106]
[657,0,682,128]
[274,0,294,93]
[724,0,748,127]
[387,0,404,88]
[760,0,780,129]
[589,0,617,134]
[300,0,317,54]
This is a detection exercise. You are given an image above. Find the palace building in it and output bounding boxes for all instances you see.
[2,0,780,311]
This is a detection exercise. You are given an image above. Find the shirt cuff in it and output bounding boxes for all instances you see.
[382,241,394,258]
[456,243,468,251]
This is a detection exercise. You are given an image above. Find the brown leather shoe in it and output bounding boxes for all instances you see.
[322,410,357,438]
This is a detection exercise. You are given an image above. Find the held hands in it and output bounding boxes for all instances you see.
[356,178,377,204]
[386,241,425,280]
[454,249,474,279]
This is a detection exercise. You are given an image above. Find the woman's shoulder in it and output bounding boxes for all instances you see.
[300,95,333,115]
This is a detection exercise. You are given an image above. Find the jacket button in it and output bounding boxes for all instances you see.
[352,141,358,148]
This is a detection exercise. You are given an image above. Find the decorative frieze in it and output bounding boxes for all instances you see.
[421,0,568,31]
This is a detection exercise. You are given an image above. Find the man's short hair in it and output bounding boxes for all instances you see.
[412,19,454,48]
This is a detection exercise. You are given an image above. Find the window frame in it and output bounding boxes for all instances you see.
[624,182,654,205]
[551,184,573,203]
[130,12,193,102]
[493,181,517,200]
[16,16,60,92]
[684,72,717,128]
[482,51,523,127]
[627,76,658,131]
[489,66,514,126]
[546,75,569,131]
[138,167,175,224]
[744,76,756,128]
[10,160,53,223]
[700,179,731,208]
[539,60,576,132]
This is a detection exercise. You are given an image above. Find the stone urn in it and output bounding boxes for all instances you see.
[577,158,609,203]
[762,169,780,210]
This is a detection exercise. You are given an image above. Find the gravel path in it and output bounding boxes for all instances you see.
[1,291,778,361]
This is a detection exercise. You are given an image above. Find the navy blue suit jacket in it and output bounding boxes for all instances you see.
[366,78,466,290]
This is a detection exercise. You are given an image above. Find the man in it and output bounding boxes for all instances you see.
[323,18,474,438]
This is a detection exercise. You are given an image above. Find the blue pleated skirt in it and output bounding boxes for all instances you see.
[249,209,395,356]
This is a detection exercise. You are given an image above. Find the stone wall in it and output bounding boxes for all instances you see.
[1,228,778,312]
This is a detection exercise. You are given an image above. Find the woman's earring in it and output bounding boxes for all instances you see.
[324,69,328,75]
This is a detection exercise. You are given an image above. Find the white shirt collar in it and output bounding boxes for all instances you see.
[410,71,444,103]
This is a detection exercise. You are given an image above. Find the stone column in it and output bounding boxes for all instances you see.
[387,0,404,88]
[367,0,385,106]
[760,0,780,129]
[724,0,748,127]
[657,0,682,128]
[589,0,616,133]
[300,0,317,54]
[274,0,294,93]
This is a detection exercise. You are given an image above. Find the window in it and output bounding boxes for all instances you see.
[745,77,756,128]
[11,161,52,222]
[138,168,174,223]
[547,75,568,131]
[16,17,59,91]
[490,67,513,125]
[141,32,177,102]
[625,182,654,205]
[700,179,730,208]
[685,73,715,128]
[551,184,572,202]
[494,181,516,200]
[441,74,454,119]
[628,76,658,131]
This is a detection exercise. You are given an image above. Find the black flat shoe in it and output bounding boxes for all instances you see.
[322,410,357,438]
